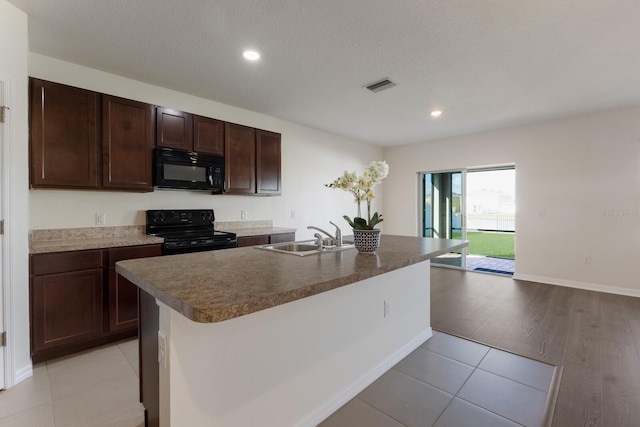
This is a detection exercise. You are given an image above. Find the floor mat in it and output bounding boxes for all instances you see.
[474,267,514,276]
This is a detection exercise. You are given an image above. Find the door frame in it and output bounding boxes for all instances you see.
[0,76,12,389]
[0,74,12,389]
[417,168,467,270]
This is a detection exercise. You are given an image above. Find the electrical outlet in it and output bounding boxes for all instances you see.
[241,210,247,220]
[158,331,168,370]
[384,300,390,318]
[583,255,591,264]
[95,212,106,225]
[290,210,296,219]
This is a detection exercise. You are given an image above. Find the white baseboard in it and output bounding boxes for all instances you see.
[299,327,433,427]
[513,273,640,298]
[13,364,33,385]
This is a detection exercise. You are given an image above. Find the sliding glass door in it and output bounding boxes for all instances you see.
[422,170,466,268]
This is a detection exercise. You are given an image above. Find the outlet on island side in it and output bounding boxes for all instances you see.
[158,331,168,370]
[583,255,591,264]
[241,210,247,220]
[95,212,106,225]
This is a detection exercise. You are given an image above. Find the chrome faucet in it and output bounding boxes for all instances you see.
[313,233,324,251]
[307,221,342,247]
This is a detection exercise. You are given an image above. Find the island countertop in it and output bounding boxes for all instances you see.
[116,234,467,323]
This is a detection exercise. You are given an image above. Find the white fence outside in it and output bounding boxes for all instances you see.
[466,214,515,232]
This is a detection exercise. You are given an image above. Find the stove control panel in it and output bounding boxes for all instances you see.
[146,209,215,227]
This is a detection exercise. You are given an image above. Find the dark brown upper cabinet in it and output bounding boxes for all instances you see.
[225,123,282,196]
[194,115,225,155]
[29,78,154,192]
[155,107,193,151]
[256,129,282,195]
[225,123,256,194]
[157,107,224,156]
[30,79,100,189]
[102,96,154,191]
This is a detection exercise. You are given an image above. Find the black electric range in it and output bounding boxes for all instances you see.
[146,209,237,255]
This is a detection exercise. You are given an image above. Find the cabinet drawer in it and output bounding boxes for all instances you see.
[107,244,162,266]
[269,233,295,244]
[31,250,103,276]
[237,235,269,247]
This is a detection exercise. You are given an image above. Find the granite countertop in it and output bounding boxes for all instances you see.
[29,221,296,254]
[214,220,296,238]
[226,227,297,238]
[30,235,164,254]
[29,226,164,254]
[116,235,468,324]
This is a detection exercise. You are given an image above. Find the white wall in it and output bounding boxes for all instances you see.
[383,107,640,295]
[0,0,31,386]
[28,54,383,240]
[160,262,431,426]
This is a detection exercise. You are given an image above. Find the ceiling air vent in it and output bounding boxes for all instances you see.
[365,78,396,93]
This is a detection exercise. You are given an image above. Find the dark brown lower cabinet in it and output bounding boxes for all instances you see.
[237,232,295,247]
[269,232,296,244]
[107,245,162,332]
[30,244,162,362]
[32,268,104,353]
[237,235,269,247]
[139,289,160,427]
[108,269,139,332]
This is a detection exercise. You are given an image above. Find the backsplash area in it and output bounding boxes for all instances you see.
[214,220,272,230]
[30,225,148,242]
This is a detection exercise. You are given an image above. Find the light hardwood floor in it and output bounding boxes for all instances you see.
[430,267,640,427]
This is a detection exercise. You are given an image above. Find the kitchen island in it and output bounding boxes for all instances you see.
[116,234,467,427]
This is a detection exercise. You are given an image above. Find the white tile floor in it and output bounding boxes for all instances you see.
[320,331,557,427]
[0,332,556,427]
[0,339,143,427]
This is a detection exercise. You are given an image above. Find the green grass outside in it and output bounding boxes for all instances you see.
[452,231,515,259]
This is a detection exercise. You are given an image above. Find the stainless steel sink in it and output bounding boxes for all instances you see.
[256,239,355,256]
[270,243,319,252]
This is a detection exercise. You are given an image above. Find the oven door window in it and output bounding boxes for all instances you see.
[163,164,207,183]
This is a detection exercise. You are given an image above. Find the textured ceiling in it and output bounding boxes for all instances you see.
[8,0,640,146]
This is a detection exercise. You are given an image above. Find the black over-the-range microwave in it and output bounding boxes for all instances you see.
[154,147,225,193]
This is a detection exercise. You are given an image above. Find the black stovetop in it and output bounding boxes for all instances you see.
[146,209,236,242]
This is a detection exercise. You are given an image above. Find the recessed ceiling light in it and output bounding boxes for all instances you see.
[430,110,443,117]
[243,50,260,61]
